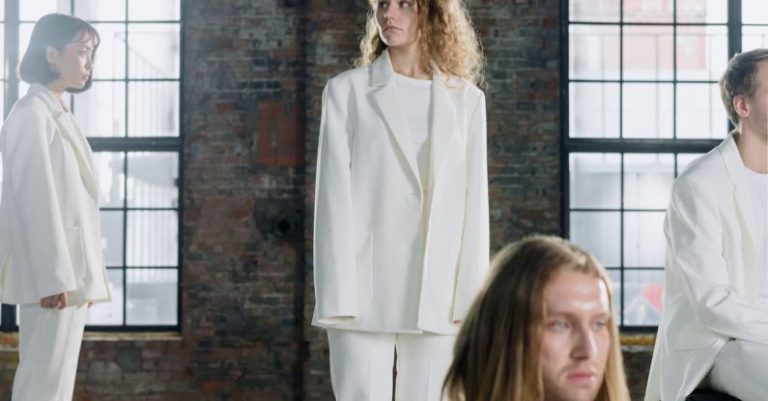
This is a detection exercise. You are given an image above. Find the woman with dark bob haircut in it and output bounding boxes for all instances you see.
[0,13,110,401]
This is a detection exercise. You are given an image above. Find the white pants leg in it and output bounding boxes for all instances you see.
[709,340,768,401]
[12,303,88,401]
[394,333,456,401]
[327,329,456,401]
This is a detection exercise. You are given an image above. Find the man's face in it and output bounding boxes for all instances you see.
[540,270,611,401]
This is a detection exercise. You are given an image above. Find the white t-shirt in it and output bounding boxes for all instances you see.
[395,73,432,186]
[744,166,768,299]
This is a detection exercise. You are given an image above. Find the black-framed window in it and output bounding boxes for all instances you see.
[563,0,767,331]
[0,0,182,331]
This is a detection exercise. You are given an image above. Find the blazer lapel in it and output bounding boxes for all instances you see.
[368,50,422,189]
[29,85,99,202]
[720,133,759,296]
[429,72,458,188]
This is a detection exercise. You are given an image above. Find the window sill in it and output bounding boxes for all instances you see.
[620,333,656,348]
[0,331,181,351]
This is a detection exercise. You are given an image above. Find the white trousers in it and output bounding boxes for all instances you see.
[709,340,768,401]
[327,329,456,401]
[12,304,87,401]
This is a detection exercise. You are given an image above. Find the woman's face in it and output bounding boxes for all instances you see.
[376,0,420,50]
[46,32,96,91]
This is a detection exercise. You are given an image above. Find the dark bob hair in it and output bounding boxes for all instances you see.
[19,13,100,93]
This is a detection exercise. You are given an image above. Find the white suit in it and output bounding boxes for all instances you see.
[312,50,489,400]
[0,84,111,401]
[645,133,768,401]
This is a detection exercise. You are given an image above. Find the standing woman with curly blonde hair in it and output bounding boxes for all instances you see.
[311,0,488,400]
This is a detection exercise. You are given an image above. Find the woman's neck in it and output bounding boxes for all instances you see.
[389,44,430,80]
[45,81,66,100]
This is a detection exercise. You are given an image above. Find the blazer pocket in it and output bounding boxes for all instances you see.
[64,226,87,283]
[356,232,374,304]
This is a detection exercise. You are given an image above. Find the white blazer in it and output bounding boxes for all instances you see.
[312,51,490,335]
[645,133,768,401]
[0,84,111,306]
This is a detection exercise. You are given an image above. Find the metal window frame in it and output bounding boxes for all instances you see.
[560,0,756,332]
[0,0,184,332]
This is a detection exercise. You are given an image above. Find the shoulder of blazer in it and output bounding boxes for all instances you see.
[326,65,369,91]
[1,96,55,140]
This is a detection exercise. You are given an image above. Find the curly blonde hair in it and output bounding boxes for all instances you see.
[356,0,484,86]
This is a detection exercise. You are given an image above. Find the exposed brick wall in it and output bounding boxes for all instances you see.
[0,1,654,400]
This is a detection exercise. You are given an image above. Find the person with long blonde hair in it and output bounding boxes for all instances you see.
[312,0,488,400]
[443,236,630,401]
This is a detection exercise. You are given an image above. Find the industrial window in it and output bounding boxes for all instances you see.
[563,0,767,330]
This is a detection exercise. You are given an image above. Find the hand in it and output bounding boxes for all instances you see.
[40,292,67,310]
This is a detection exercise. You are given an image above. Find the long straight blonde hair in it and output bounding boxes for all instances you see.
[443,235,630,401]
[356,0,484,86]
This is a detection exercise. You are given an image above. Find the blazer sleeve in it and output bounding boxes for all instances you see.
[452,92,490,322]
[313,79,358,322]
[4,106,78,298]
[666,177,768,344]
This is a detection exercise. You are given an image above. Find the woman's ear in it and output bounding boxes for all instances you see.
[45,46,60,72]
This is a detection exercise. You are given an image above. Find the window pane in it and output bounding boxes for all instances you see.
[624,211,666,267]
[676,83,728,139]
[570,211,620,267]
[624,153,674,209]
[100,210,124,267]
[74,0,126,21]
[20,0,68,21]
[743,0,768,24]
[127,211,178,266]
[95,152,125,207]
[126,268,177,325]
[74,81,127,137]
[128,23,180,79]
[127,152,179,208]
[569,0,619,22]
[622,270,664,326]
[569,25,619,80]
[569,153,621,209]
[677,153,705,175]
[607,269,621,324]
[86,269,124,325]
[742,26,768,51]
[623,83,673,138]
[624,0,672,23]
[623,26,674,80]
[569,83,619,138]
[128,81,179,137]
[676,26,728,81]
[91,23,127,79]
[677,0,726,23]
[129,0,181,21]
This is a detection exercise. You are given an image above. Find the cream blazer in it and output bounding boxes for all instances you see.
[645,133,768,401]
[312,51,490,334]
[0,84,111,306]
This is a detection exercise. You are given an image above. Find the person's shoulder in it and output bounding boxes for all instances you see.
[3,95,49,126]
[673,148,726,199]
[677,147,724,183]
[326,65,369,88]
